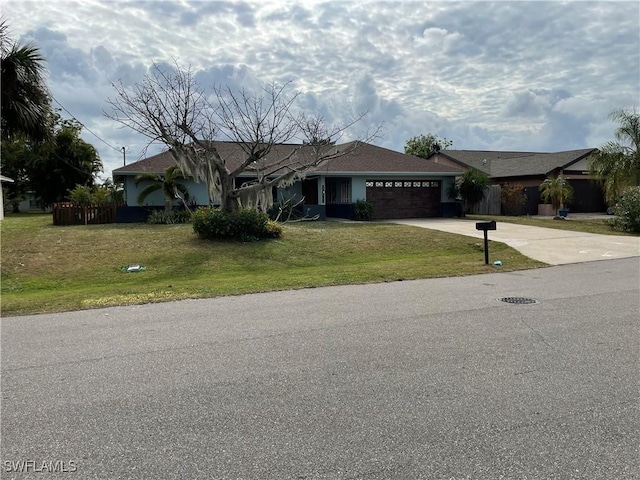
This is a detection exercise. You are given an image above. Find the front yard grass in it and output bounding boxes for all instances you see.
[1,213,544,316]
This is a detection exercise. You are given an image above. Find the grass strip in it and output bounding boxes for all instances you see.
[1,214,544,316]
[466,214,638,236]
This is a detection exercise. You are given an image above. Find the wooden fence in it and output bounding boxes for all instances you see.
[52,203,118,226]
[471,185,502,215]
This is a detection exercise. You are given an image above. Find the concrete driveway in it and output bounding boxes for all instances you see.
[385,218,640,265]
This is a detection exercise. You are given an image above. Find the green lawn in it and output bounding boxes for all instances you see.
[1,213,544,316]
[466,214,637,236]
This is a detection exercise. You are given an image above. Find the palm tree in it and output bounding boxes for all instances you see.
[134,165,190,212]
[1,21,51,141]
[448,167,490,215]
[539,176,573,217]
[589,108,640,206]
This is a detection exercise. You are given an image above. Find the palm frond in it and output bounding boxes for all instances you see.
[136,183,162,205]
[590,108,640,204]
[134,173,162,186]
[1,25,50,140]
[164,164,186,181]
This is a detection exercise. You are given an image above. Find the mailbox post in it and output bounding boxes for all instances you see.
[475,220,497,265]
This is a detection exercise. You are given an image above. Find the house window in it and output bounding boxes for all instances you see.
[327,179,351,204]
[366,180,441,190]
[342,182,350,202]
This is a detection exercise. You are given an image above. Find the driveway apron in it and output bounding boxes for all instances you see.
[385,218,640,265]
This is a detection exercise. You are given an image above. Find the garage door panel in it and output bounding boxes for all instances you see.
[366,180,441,219]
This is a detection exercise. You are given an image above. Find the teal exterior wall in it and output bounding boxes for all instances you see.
[351,177,367,201]
[441,177,455,202]
[123,176,209,207]
[122,173,458,217]
[278,183,302,202]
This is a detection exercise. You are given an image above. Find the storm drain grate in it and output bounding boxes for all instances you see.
[499,297,539,305]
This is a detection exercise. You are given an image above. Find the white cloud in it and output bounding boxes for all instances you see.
[4,0,639,176]
[415,27,467,56]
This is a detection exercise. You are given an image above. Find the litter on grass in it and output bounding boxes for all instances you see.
[493,260,503,266]
[121,264,146,273]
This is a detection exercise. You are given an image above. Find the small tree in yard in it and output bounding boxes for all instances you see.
[67,185,93,206]
[501,183,527,216]
[135,165,190,212]
[539,176,573,218]
[67,183,122,206]
[107,63,377,216]
[449,168,489,215]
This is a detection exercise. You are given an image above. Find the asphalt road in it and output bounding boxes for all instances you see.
[2,258,639,479]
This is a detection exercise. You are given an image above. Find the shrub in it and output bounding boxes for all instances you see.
[67,184,122,206]
[67,185,93,206]
[264,220,284,238]
[352,200,373,221]
[611,186,640,233]
[192,208,234,238]
[501,184,527,216]
[91,187,111,205]
[236,208,270,240]
[147,210,192,224]
[450,168,490,214]
[192,208,283,241]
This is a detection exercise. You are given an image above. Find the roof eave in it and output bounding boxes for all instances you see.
[558,148,598,171]
[433,153,491,174]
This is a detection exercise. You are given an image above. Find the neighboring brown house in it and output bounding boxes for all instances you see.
[427,148,605,214]
[113,141,464,221]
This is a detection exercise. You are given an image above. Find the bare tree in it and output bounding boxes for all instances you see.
[106,62,377,213]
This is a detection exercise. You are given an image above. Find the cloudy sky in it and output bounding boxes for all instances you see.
[5,0,639,178]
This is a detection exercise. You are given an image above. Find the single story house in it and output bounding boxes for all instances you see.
[14,192,50,213]
[0,174,14,220]
[427,148,605,214]
[112,141,464,221]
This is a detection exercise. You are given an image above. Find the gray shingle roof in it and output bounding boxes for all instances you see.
[113,141,464,178]
[316,141,462,174]
[436,148,596,178]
